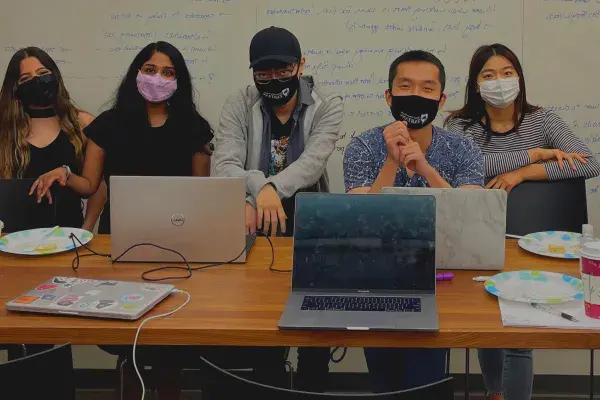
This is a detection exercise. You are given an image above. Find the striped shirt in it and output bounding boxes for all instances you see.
[445,108,600,181]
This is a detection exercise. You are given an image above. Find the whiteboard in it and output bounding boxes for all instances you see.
[0,0,598,227]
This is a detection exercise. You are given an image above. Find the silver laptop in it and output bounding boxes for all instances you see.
[110,176,255,263]
[381,188,507,270]
[278,193,439,331]
[5,277,174,320]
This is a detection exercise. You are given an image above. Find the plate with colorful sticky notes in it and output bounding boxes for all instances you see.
[484,270,583,304]
[518,231,581,259]
[0,227,93,256]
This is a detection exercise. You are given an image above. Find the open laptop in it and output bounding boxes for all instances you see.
[382,187,507,270]
[110,176,255,263]
[278,193,439,331]
[5,277,174,320]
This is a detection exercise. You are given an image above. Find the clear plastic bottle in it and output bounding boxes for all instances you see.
[580,224,595,275]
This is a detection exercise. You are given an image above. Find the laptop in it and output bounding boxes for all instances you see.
[110,176,255,263]
[278,193,439,331]
[382,187,507,270]
[5,277,174,320]
[0,179,57,232]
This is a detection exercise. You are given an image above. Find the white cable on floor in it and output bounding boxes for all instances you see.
[132,289,191,400]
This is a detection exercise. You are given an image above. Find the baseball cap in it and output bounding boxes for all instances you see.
[249,26,302,69]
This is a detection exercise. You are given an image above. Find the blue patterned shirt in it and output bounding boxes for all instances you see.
[343,125,484,192]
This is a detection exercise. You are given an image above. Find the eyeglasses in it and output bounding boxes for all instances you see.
[253,67,296,84]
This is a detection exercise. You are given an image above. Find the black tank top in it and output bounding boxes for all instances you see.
[23,131,84,228]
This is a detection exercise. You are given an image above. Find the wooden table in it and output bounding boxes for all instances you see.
[0,236,595,349]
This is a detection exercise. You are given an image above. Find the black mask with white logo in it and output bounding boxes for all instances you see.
[16,74,59,108]
[390,94,440,130]
[254,74,299,107]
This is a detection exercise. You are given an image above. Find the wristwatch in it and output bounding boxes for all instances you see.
[62,165,72,181]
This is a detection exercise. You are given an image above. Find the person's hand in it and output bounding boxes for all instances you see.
[534,148,588,170]
[486,170,524,194]
[398,141,431,177]
[29,167,68,204]
[245,201,257,235]
[256,184,286,236]
[383,121,410,165]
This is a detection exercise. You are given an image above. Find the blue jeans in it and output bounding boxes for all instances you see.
[478,348,533,400]
[364,348,448,392]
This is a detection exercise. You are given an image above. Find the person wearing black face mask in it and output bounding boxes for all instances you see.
[343,51,485,393]
[211,26,343,395]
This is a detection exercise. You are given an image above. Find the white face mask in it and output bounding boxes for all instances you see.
[478,77,520,108]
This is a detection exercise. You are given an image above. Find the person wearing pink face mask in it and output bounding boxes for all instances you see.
[31,41,213,235]
[29,42,213,399]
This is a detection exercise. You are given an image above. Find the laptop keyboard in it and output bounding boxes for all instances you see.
[301,296,421,312]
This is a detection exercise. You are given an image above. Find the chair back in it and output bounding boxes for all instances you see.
[0,343,74,400]
[0,179,58,232]
[198,356,454,400]
[505,178,588,235]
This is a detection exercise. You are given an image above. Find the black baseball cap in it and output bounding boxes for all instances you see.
[249,26,302,69]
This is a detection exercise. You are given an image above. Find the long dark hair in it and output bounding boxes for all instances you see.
[446,44,538,137]
[111,41,212,135]
[0,47,84,178]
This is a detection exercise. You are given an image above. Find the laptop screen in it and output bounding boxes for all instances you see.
[292,193,436,292]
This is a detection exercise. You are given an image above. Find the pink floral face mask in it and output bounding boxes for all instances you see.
[136,71,177,103]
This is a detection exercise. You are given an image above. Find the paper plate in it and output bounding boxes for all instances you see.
[484,270,583,304]
[518,231,581,259]
[0,227,93,256]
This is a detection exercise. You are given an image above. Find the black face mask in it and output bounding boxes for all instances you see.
[16,74,59,108]
[390,94,440,130]
[254,74,299,107]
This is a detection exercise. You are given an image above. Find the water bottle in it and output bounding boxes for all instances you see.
[581,224,595,275]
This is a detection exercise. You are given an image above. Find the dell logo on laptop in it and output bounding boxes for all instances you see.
[171,214,185,226]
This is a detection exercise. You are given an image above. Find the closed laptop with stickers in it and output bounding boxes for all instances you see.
[5,277,174,320]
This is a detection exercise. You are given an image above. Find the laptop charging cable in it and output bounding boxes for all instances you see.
[68,233,275,280]
[132,288,191,400]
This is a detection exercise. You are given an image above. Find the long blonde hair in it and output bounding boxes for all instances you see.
[0,47,84,178]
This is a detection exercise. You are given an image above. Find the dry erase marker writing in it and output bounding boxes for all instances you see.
[531,303,580,323]
[436,273,454,281]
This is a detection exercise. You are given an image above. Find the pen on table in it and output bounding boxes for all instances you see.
[436,273,454,282]
[531,303,580,323]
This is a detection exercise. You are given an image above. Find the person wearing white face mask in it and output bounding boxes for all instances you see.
[446,44,600,400]
[446,43,599,196]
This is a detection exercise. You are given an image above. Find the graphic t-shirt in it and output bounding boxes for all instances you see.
[269,112,293,176]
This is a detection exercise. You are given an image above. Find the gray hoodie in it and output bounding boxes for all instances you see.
[212,76,344,205]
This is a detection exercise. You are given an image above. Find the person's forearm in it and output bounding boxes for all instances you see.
[368,160,398,193]
[422,165,452,188]
[484,150,534,177]
[66,174,97,197]
[519,163,549,181]
[82,181,107,230]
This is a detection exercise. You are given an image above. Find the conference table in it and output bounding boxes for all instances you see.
[0,236,596,349]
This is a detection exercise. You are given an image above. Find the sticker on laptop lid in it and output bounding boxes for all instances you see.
[142,285,165,292]
[77,302,92,310]
[84,290,102,296]
[36,283,58,291]
[90,300,117,310]
[121,303,141,311]
[54,295,84,307]
[12,296,38,304]
[94,281,119,288]
[40,294,58,302]
[122,295,144,303]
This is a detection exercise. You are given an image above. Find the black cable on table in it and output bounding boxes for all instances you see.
[69,231,282,281]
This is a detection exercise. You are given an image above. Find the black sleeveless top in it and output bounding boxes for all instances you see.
[23,131,84,228]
